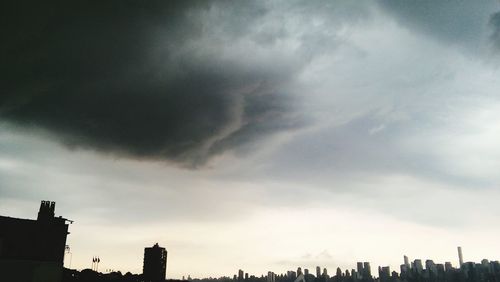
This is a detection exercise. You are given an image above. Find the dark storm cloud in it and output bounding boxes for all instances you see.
[377,0,499,51]
[490,11,500,51]
[0,1,299,166]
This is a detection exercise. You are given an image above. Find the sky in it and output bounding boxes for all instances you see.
[2,0,500,278]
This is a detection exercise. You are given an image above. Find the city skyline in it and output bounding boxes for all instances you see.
[3,201,500,279]
[1,200,494,280]
[2,0,500,279]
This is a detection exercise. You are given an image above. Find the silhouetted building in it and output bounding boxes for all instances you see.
[445,262,453,272]
[414,259,423,275]
[379,266,390,282]
[0,200,70,282]
[336,267,342,278]
[458,246,464,267]
[404,256,410,268]
[267,271,275,282]
[363,262,371,278]
[357,262,364,279]
[143,243,167,282]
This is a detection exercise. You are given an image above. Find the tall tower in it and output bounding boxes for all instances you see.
[357,262,363,278]
[457,246,464,266]
[143,243,167,282]
[316,266,321,277]
[267,271,275,282]
[238,269,244,281]
[363,262,371,278]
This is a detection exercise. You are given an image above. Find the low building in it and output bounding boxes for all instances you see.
[0,200,70,282]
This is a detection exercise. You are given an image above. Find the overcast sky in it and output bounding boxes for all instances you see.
[2,0,500,278]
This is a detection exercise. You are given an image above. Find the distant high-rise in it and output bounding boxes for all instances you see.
[425,260,437,274]
[239,270,244,281]
[357,262,364,278]
[297,267,302,276]
[404,256,410,268]
[267,271,275,282]
[379,266,390,282]
[316,266,321,278]
[436,264,445,275]
[414,260,423,274]
[458,246,464,266]
[143,243,167,282]
[363,262,371,278]
[304,269,309,276]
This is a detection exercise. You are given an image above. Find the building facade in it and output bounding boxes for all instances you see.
[0,200,70,282]
[143,243,168,282]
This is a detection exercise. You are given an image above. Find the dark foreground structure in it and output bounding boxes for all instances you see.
[0,200,70,282]
[143,243,168,282]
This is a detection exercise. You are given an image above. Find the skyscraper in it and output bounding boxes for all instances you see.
[357,262,364,279]
[239,269,244,281]
[363,262,371,278]
[336,267,342,277]
[414,259,423,274]
[316,266,321,278]
[458,246,464,266]
[379,266,390,282]
[404,256,410,268]
[143,243,167,282]
[425,260,437,274]
[267,271,275,282]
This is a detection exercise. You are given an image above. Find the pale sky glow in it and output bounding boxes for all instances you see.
[2,0,500,279]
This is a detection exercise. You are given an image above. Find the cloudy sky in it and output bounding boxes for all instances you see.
[2,0,500,278]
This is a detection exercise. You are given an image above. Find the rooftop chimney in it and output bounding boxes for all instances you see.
[37,200,56,221]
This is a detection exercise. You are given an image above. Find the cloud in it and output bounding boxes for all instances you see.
[0,1,306,167]
[490,11,500,51]
[2,2,500,275]
[376,0,499,52]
